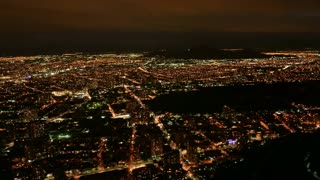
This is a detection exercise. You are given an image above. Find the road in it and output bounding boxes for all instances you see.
[123,85,146,109]
[273,113,295,133]
[64,158,161,180]
[152,114,199,180]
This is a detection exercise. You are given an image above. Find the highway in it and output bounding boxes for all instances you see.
[123,85,146,109]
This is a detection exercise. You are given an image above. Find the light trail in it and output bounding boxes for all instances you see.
[123,85,145,109]
[273,113,295,133]
[138,67,170,79]
[260,121,270,130]
[107,104,116,118]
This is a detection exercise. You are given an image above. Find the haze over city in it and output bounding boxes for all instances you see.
[0,1,320,180]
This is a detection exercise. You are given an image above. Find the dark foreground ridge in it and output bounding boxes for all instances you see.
[149,80,320,113]
[214,130,320,180]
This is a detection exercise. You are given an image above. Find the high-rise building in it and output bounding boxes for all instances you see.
[29,121,45,138]
[187,141,198,164]
[151,136,163,156]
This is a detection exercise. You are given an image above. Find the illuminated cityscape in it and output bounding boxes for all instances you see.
[0,49,319,179]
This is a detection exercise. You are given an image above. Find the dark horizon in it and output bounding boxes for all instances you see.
[1,0,320,56]
[1,32,320,56]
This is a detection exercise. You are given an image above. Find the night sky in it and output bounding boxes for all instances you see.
[1,0,320,53]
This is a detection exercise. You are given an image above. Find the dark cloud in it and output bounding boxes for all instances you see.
[0,0,320,32]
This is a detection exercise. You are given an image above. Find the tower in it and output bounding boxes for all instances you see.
[98,137,107,171]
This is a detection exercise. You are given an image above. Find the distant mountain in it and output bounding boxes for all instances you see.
[145,47,272,59]
[1,32,320,57]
